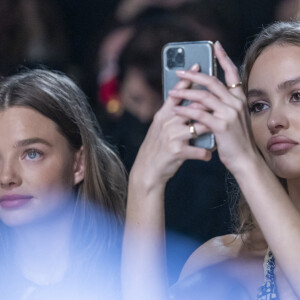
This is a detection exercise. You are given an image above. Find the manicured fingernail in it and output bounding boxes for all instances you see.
[191,63,199,71]
[215,41,225,52]
[176,70,186,75]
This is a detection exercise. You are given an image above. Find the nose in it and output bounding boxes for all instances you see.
[267,105,289,134]
[0,161,22,189]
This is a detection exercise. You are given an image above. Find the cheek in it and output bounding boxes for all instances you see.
[25,161,74,196]
[30,166,75,218]
[251,120,268,157]
[1,164,75,227]
[251,120,266,152]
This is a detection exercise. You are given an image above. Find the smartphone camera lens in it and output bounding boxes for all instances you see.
[175,53,184,64]
[167,48,175,56]
[167,59,175,68]
[167,47,185,69]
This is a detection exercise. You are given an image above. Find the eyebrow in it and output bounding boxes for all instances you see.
[248,76,300,100]
[247,89,266,99]
[14,138,53,148]
[277,76,300,90]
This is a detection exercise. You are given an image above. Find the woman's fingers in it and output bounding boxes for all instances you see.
[214,41,245,100]
[173,42,246,107]
[169,88,249,131]
[180,122,211,140]
[174,63,200,90]
[173,105,218,131]
[183,145,212,161]
[175,70,245,111]
[140,111,212,181]
[159,43,256,174]
[150,107,211,151]
[173,104,248,140]
[158,112,211,141]
[164,64,200,109]
[169,88,233,116]
[164,119,212,161]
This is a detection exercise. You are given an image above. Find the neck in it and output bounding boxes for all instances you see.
[246,178,300,252]
[243,227,268,254]
[287,178,300,211]
[11,206,74,286]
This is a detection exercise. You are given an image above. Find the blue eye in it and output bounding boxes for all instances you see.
[249,102,269,114]
[25,149,43,161]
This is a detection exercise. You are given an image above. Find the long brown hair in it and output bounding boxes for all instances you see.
[0,68,127,259]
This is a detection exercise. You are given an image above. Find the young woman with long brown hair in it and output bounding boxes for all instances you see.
[0,69,127,299]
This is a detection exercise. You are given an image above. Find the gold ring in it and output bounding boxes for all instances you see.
[227,82,242,89]
[189,122,198,138]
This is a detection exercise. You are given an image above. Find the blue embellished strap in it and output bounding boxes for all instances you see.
[257,250,279,299]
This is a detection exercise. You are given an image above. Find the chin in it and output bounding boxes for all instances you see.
[270,165,300,180]
[0,218,28,228]
[0,213,36,227]
[0,207,49,228]
[264,154,300,180]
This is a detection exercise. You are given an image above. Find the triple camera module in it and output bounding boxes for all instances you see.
[167,47,185,69]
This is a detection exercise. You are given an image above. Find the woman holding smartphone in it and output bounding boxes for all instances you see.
[0,69,127,299]
[122,21,300,299]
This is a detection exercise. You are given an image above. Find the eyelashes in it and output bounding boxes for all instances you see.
[248,91,300,114]
[248,102,269,114]
[22,149,44,161]
[290,91,300,102]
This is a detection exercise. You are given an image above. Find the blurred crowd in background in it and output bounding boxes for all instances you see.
[1,0,299,283]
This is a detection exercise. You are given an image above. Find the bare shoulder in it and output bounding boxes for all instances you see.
[179,234,244,280]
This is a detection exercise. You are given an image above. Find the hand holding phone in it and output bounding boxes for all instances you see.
[162,41,216,150]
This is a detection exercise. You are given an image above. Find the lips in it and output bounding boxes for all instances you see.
[0,194,33,209]
[267,135,298,154]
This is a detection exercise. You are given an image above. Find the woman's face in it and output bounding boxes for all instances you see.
[248,44,300,179]
[0,106,84,227]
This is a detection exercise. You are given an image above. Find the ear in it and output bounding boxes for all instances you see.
[73,146,85,185]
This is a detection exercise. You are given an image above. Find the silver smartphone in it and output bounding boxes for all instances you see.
[162,41,216,150]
